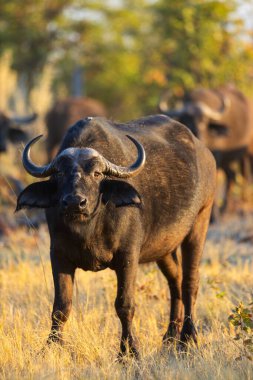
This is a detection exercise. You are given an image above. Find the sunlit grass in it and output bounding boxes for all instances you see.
[0,148,252,378]
[0,216,252,379]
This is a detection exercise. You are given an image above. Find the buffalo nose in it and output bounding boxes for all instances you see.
[62,195,87,212]
[79,198,87,208]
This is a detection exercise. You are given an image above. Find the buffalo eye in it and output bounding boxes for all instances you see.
[56,171,64,178]
[93,171,102,178]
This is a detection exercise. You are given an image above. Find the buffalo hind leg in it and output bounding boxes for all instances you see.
[180,202,213,346]
[157,250,183,343]
[115,254,139,359]
[220,166,235,214]
[47,251,75,345]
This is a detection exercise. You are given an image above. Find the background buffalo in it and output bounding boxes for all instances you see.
[0,111,37,153]
[45,97,107,160]
[159,86,253,215]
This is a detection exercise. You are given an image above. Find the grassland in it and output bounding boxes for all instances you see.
[0,191,253,379]
[0,49,252,380]
[0,146,253,379]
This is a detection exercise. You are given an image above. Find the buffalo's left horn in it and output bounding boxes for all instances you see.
[11,113,37,125]
[103,135,146,178]
[22,135,57,178]
[196,96,230,121]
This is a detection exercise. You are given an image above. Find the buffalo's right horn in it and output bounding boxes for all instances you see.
[22,135,57,178]
[11,113,37,125]
[102,135,146,178]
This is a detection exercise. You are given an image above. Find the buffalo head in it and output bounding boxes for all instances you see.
[16,134,146,221]
[0,112,37,153]
[158,90,230,142]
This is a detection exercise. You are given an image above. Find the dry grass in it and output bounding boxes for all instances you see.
[0,212,252,379]
[1,46,252,380]
[0,140,252,380]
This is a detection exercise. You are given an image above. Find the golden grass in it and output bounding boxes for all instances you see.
[0,129,252,379]
[0,216,252,379]
[1,44,252,380]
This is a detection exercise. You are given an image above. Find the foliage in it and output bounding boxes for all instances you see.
[0,1,72,97]
[153,0,253,97]
[229,301,253,361]
[207,276,227,299]
[1,0,253,117]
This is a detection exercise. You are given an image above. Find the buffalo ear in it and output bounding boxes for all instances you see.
[16,180,58,211]
[8,127,28,143]
[101,180,142,208]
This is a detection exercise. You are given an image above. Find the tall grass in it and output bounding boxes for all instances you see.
[0,55,252,378]
[0,217,252,379]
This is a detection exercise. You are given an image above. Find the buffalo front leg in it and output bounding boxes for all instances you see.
[157,249,183,343]
[180,202,213,346]
[115,255,139,359]
[47,251,76,345]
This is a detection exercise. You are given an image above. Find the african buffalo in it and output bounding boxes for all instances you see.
[0,111,37,153]
[17,115,216,358]
[45,97,107,160]
[159,87,252,214]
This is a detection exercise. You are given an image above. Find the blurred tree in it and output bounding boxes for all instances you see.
[51,0,253,117]
[153,0,253,98]
[50,0,162,119]
[0,0,71,104]
[0,0,253,118]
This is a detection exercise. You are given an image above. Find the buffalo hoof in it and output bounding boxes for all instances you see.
[162,321,181,344]
[179,317,198,348]
[47,331,64,346]
[117,343,140,361]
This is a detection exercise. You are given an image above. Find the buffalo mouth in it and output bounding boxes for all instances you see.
[62,211,90,222]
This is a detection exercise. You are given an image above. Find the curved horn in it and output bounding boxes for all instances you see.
[196,96,230,121]
[103,135,146,178]
[22,135,57,178]
[11,113,37,125]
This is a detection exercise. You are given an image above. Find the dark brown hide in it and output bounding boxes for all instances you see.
[159,86,251,216]
[0,111,37,153]
[244,98,253,180]
[45,97,107,160]
[17,115,216,357]
[188,87,250,151]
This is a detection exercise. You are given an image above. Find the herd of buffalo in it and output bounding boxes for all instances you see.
[1,85,252,358]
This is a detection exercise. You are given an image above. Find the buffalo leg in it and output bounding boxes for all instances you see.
[157,250,183,342]
[180,202,212,345]
[220,166,235,214]
[48,252,75,344]
[115,255,139,359]
[240,154,251,201]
